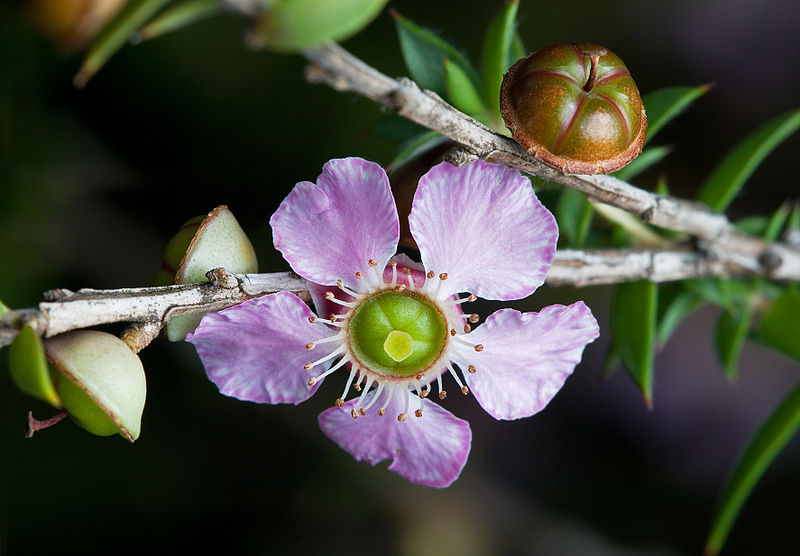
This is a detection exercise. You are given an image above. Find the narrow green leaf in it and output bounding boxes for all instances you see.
[393,10,479,95]
[385,131,446,174]
[8,323,61,407]
[613,145,672,182]
[714,306,754,381]
[480,0,519,117]
[762,201,792,242]
[508,31,525,68]
[135,0,220,42]
[610,280,657,405]
[642,84,712,145]
[253,0,388,51]
[734,215,769,237]
[758,288,800,361]
[0,299,9,317]
[556,189,593,247]
[656,284,701,347]
[444,59,488,120]
[697,109,800,211]
[685,279,733,308]
[74,0,171,88]
[705,381,800,555]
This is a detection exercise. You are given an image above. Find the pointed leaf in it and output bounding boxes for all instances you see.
[508,31,525,68]
[705,382,800,555]
[657,284,702,347]
[480,0,519,117]
[714,306,754,381]
[253,0,388,51]
[697,109,800,211]
[444,58,487,120]
[610,280,657,405]
[393,10,479,95]
[385,130,447,174]
[762,201,792,242]
[135,0,221,42]
[758,288,800,361]
[642,84,712,145]
[74,0,171,87]
[556,189,593,247]
[613,145,672,181]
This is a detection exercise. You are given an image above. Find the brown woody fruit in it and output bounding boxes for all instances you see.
[500,42,646,175]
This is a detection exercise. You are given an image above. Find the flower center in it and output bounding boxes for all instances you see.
[347,290,448,378]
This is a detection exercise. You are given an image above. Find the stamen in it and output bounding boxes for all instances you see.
[363,382,386,412]
[390,259,398,286]
[463,324,471,333]
[474,344,484,352]
[353,376,375,415]
[402,267,415,291]
[336,279,360,299]
[461,385,469,395]
[469,314,479,323]
[448,294,477,306]
[304,345,345,371]
[450,329,457,336]
[439,272,448,280]
[305,343,315,350]
[355,271,364,279]
[415,409,423,418]
[447,362,466,391]
[468,365,477,374]
[368,259,378,267]
[351,408,359,419]
[398,388,411,421]
[426,271,435,279]
[451,335,483,351]
[366,259,384,288]
[308,356,349,385]
[325,292,355,308]
[437,374,446,399]
[379,383,397,416]
[338,366,359,402]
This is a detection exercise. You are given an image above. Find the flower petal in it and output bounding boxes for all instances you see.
[318,392,472,488]
[409,160,557,300]
[270,157,400,289]
[187,292,338,404]
[457,302,599,420]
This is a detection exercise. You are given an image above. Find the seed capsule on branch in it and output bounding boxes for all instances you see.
[500,42,647,175]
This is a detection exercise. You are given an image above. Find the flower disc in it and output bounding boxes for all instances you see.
[500,42,647,175]
[347,290,448,378]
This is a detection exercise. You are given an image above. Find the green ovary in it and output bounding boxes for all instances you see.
[347,290,448,378]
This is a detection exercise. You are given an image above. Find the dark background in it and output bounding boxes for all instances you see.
[1,1,799,554]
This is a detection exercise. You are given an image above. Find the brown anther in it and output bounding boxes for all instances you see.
[308,316,316,323]
[336,279,344,288]
[468,365,477,374]
[325,291,335,300]
[355,271,364,279]
[335,398,344,407]
[378,408,386,416]
[390,259,397,267]
[420,389,430,399]
[305,342,315,350]
[329,314,338,322]
[469,314,479,323]
[439,272,448,280]
[351,409,359,419]
[415,409,423,418]
[474,344,484,352]
[467,294,477,302]
[450,329,457,336]
[402,267,411,275]
[398,414,408,422]
[368,259,378,267]
[415,373,424,381]
[426,270,435,279]
[439,391,447,400]
[461,386,469,395]
[303,363,313,371]
[395,284,407,292]
[353,383,362,392]
[307,377,317,386]
[359,408,366,416]
[463,324,472,333]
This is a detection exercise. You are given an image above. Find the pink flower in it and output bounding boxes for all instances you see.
[187,158,599,487]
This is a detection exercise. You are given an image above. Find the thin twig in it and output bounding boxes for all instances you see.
[0,247,773,348]
[302,42,800,282]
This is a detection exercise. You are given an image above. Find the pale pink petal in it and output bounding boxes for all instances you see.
[456,302,599,420]
[270,158,399,289]
[318,392,471,488]
[409,160,557,300]
[187,292,338,404]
